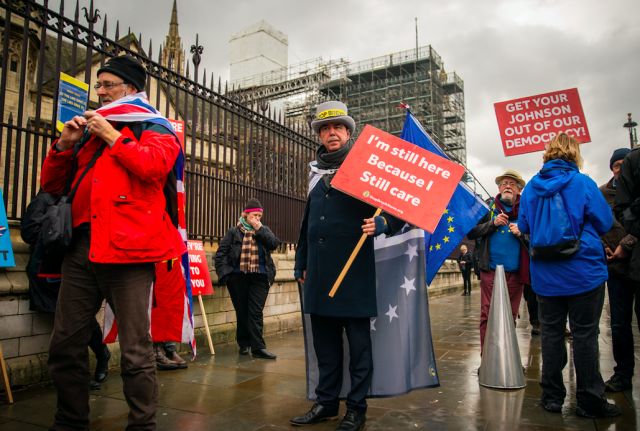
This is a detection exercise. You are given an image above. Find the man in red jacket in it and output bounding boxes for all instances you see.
[42,56,185,431]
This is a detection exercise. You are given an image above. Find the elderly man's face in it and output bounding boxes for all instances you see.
[95,71,136,105]
[499,178,520,204]
[319,122,350,153]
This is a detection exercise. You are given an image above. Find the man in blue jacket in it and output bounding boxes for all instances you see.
[291,101,404,431]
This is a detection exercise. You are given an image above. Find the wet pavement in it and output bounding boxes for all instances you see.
[1,289,639,430]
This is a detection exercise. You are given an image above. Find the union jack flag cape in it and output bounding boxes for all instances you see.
[99,93,196,355]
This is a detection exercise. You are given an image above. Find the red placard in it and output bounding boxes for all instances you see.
[187,240,214,296]
[494,88,590,157]
[330,125,465,233]
[167,118,185,150]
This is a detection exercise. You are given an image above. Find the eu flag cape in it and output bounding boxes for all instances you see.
[300,152,440,402]
[400,109,489,285]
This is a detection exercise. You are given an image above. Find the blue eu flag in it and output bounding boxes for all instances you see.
[400,109,489,285]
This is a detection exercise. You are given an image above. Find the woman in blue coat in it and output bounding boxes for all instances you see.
[518,133,617,419]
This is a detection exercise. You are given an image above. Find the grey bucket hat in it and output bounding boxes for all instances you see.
[311,101,356,135]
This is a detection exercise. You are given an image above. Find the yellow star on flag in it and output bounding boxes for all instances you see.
[429,246,433,252]
[443,209,449,214]
[448,226,455,233]
[435,243,441,250]
[447,216,453,223]
[443,236,450,243]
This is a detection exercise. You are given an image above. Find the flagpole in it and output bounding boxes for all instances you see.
[402,108,530,253]
[329,208,383,297]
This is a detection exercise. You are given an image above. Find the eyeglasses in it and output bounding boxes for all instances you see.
[93,81,126,91]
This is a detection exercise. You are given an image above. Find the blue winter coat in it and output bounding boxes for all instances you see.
[295,179,404,318]
[518,160,613,297]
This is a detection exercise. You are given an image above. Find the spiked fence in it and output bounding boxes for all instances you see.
[0,0,319,245]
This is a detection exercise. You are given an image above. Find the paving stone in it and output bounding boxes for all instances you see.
[0,314,32,340]
[18,334,51,356]
[0,297,19,316]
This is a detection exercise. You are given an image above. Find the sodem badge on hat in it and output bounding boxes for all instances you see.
[311,101,356,135]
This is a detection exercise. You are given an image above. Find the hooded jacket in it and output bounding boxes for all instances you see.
[518,159,613,296]
[613,147,640,282]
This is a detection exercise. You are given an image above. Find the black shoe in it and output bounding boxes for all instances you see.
[290,403,339,426]
[239,346,250,355]
[542,401,563,413]
[576,403,621,418]
[461,291,468,296]
[94,345,111,383]
[605,374,632,392]
[90,380,100,391]
[252,349,276,359]
[531,323,541,336]
[336,411,366,431]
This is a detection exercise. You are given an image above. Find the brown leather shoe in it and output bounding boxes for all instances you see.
[166,350,188,369]
[154,343,179,370]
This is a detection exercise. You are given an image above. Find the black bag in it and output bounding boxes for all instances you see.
[41,142,107,250]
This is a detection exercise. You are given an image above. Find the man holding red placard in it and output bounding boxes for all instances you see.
[292,102,405,431]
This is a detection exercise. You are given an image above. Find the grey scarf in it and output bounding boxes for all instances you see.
[315,139,355,188]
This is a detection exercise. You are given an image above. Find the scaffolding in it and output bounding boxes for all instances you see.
[232,45,467,164]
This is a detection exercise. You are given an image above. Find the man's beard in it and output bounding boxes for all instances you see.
[501,191,514,204]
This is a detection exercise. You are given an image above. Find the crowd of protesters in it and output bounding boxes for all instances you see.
[17,52,638,429]
[466,133,639,420]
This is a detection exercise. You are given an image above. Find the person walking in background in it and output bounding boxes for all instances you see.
[523,284,540,335]
[467,169,530,356]
[457,245,474,296]
[600,148,638,392]
[214,198,280,360]
[518,133,619,418]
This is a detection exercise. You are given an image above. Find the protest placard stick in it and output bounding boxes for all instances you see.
[198,295,215,355]
[0,341,12,403]
[329,208,383,298]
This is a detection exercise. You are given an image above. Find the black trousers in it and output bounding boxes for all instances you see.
[607,277,640,380]
[462,269,472,292]
[537,284,608,412]
[310,314,372,414]
[227,273,270,351]
[523,284,539,324]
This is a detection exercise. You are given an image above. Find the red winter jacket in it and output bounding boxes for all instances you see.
[40,123,187,263]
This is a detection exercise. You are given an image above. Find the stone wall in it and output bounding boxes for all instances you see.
[0,232,476,390]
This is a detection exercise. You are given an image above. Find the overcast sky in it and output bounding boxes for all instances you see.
[51,0,640,193]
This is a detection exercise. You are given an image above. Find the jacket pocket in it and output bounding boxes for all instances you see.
[110,196,163,250]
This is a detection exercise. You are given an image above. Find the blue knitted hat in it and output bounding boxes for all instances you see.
[610,148,631,170]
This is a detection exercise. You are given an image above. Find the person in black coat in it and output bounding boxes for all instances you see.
[214,198,280,359]
[290,101,404,431]
[457,245,473,296]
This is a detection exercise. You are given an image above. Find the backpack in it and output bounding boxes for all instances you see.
[530,192,585,260]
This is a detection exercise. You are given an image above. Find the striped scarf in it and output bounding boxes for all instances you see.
[237,223,260,273]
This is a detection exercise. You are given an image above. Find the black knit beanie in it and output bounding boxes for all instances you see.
[97,55,146,92]
[244,198,263,212]
[610,148,631,170]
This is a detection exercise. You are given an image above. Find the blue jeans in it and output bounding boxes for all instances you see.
[607,276,640,380]
[537,284,608,411]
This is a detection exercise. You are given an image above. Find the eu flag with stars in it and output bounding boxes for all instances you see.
[400,109,489,285]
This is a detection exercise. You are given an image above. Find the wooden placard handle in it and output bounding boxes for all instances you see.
[329,208,383,298]
[0,341,13,403]
[198,295,215,355]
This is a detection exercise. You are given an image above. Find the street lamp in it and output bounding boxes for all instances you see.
[623,113,638,149]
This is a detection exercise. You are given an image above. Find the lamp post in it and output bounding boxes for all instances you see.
[623,113,638,149]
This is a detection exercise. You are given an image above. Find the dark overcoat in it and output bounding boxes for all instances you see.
[214,225,280,286]
[295,179,404,318]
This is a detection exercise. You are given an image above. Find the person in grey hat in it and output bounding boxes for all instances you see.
[291,101,404,431]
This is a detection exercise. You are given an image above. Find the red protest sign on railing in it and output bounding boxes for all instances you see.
[330,125,465,233]
[494,88,591,157]
[167,118,185,149]
[187,240,213,296]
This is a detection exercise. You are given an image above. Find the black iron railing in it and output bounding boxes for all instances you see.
[0,0,318,244]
